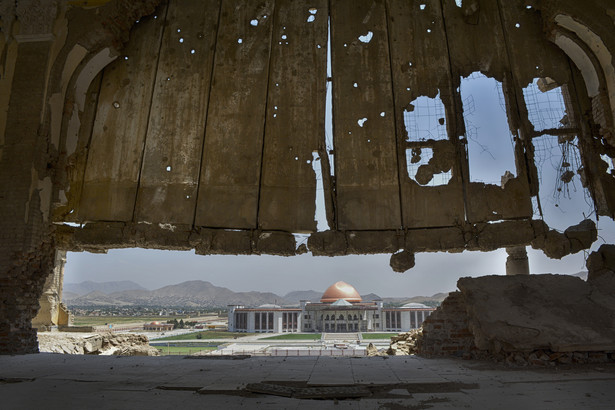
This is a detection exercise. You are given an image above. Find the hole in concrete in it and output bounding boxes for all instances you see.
[123,56,128,61]
[380,112,385,117]
[426,29,431,33]
[522,78,569,132]
[238,38,243,44]
[358,31,373,43]
[455,0,463,7]
[515,23,521,28]
[420,4,426,10]
[353,82,358,88]
[601,154,614,174]
[403,91,447,141]
[190,49,195,54]
[179,38,184,43]
[325,17,335,177]
[307,15,315,23]
[460,72,516,184]
[177,29,181,33]
[166,166,172,172]
[312,152,330,231]
[282,34,287,40]
[112,101,120,109]
[250,19,258,27]
[533,134,590,229]
[405,148,452,186]
[358,118,367,127]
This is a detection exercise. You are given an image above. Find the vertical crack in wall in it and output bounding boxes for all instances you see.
[311,151,330,231]
[320,13,336,230]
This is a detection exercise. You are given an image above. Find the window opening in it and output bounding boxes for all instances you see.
[522,78,569,132]
[405,147,452,186]
[403,92,447,141]
[532,134,592,231]
[459,72,516,185]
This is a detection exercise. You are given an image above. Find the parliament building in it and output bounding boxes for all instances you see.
[227,281,435,333]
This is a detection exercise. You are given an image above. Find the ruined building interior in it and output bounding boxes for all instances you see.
[1,0,615,377]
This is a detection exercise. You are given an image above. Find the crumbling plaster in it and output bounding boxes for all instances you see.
[1,0,615,355]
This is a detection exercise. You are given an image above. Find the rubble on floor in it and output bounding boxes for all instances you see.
[386,330,421,356]
[37,332,159,356]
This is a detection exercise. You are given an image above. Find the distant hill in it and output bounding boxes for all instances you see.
[64,280,285,308]
[382,292,450,308]
[63,280,450,309]
[64,280,147,296]
[361,293,382,301]
[283,290,322,304]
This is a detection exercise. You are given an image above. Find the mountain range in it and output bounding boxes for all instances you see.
[62,280,449,308]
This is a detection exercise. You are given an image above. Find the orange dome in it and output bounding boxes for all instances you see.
[320,281,362,303]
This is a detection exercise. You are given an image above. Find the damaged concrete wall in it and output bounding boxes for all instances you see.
[416,272,615,364]
[52,0,614,254]
[2,0,615,355]
[0,0,163,354]
[31,250,69,329]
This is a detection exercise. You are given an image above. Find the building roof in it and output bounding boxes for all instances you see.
[330,298,353,306]
[258,304,281,309]
[401,302,430,309]
[321,281,362,303]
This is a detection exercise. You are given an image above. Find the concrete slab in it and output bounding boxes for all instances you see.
[1,354,615,409]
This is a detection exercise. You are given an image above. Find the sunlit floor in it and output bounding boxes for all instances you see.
[1,353,614,409]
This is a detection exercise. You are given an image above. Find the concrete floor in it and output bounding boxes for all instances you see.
[1,354,614,409]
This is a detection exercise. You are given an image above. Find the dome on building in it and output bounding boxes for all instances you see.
[401,302,430,309]
[258,303,281,309]
[320,281,362,303]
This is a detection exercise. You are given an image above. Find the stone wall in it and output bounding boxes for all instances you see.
[412,272,615,365]
[415,292,476,359]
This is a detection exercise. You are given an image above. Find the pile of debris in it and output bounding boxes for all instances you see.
[37,332,159,356]
[386,330,421,356]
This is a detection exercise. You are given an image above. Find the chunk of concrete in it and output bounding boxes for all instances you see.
[565,219,597,253]
[308,230,347,256]
[457,274,615,353]
[389,250,415,273]
[587,244,615,281]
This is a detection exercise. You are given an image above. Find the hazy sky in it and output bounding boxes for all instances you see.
[63,73,615,298]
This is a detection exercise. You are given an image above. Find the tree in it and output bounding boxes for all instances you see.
[179,319,185,329]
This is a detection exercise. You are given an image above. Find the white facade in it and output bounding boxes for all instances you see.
[228,301,435,333]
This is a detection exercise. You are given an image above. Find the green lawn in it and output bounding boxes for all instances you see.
[155,331,253,341]
[361,333,398,340]
[260,333,321,340]
[154,346,217,356]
